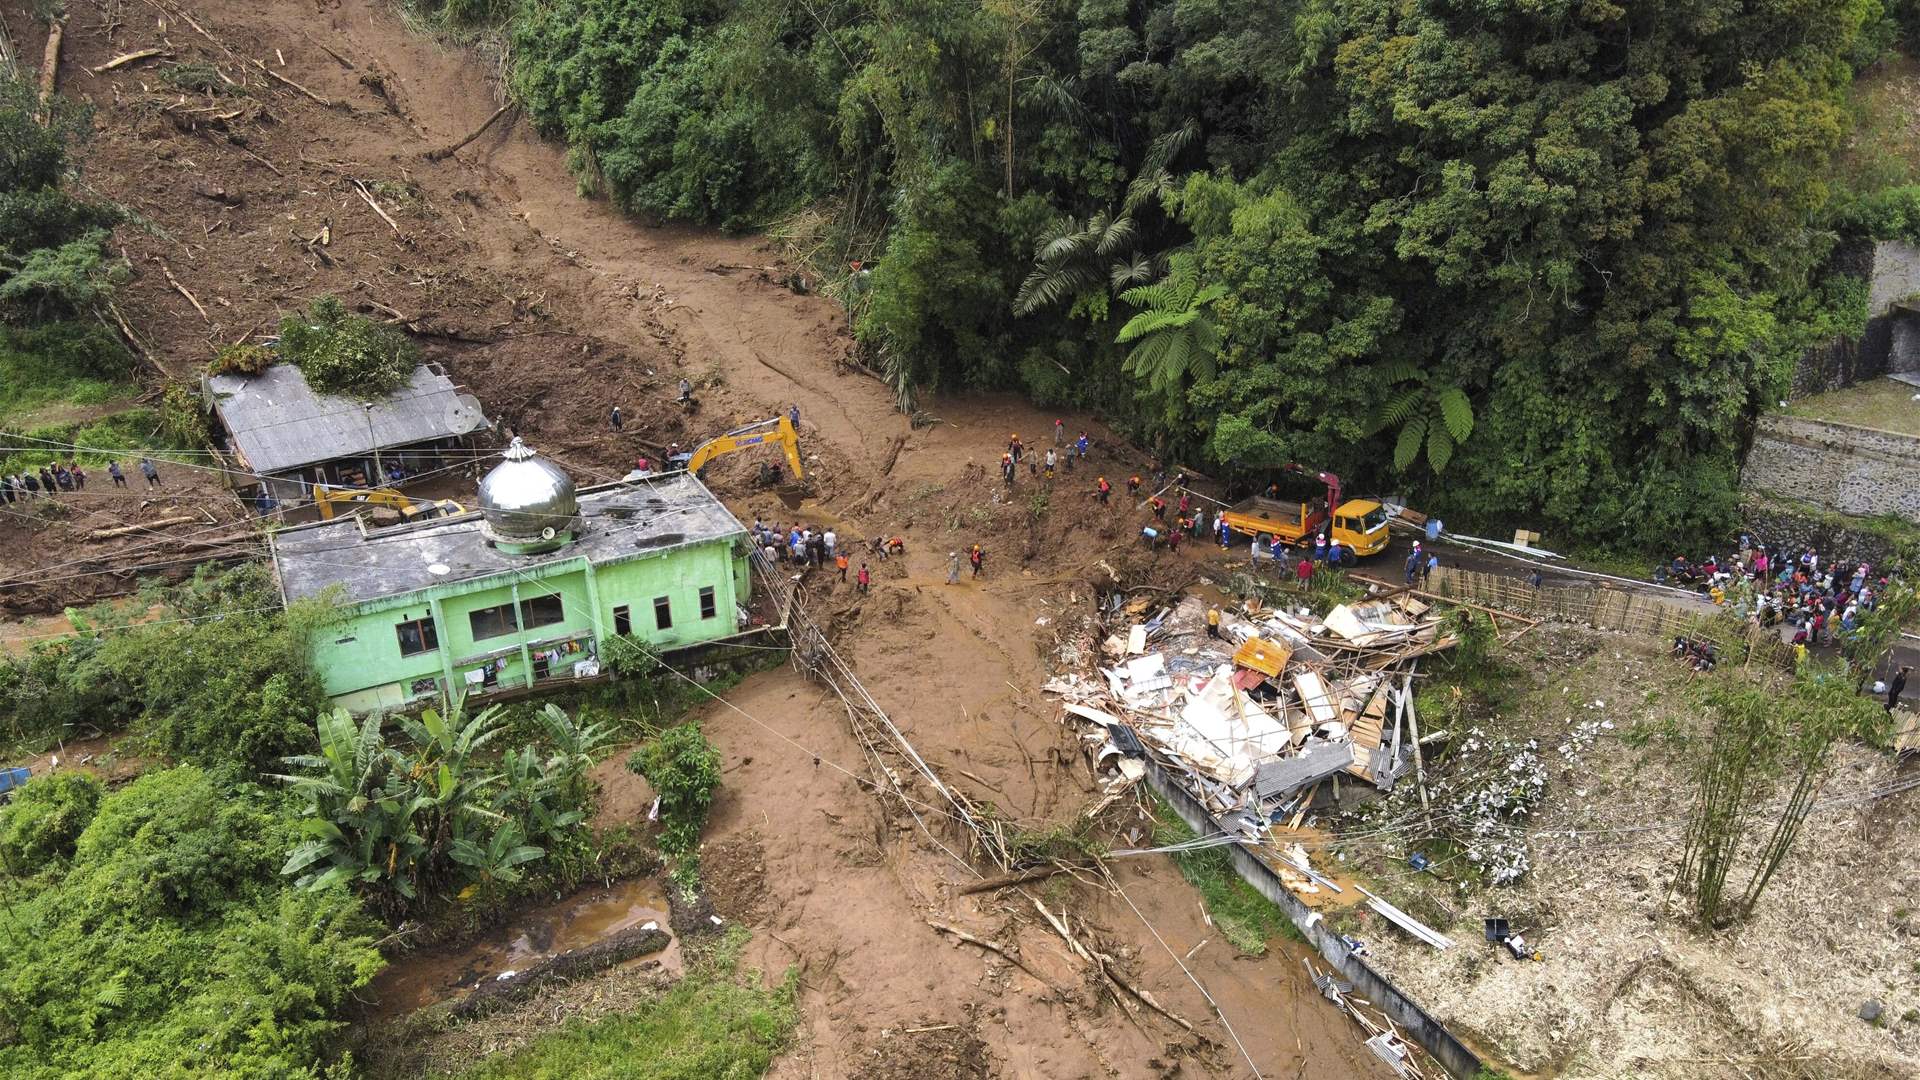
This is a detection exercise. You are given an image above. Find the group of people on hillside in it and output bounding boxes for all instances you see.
[0,457,161,503]
[1003,425,1093,486]
[1660,535,1901,648]
[750,518,909,594]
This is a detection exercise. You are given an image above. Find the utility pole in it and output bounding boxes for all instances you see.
[363,402,381,485]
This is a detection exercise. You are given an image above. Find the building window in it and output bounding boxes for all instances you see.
[468,603,519,641]
[395,617,439,656]
[653,596,672,630]
[532,653,551,681]
[699,586,717,620]
[519,594,565,629]
[613,605,632,636]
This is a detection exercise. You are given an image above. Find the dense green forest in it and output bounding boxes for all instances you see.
[410,0,1920,543]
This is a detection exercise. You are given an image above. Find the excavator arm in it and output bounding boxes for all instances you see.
[685,416,805,482]
[313,485,465,523]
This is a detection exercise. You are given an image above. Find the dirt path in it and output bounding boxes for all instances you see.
[13,2,1388,1074]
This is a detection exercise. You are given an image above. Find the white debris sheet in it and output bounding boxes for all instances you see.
[1047,591,1452,830]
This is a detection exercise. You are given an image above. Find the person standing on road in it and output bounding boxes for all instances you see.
[1404,549,1420,585]
[1327,537,1343,566]
[1250,536,1261,567]
[1096,476,1111,506]
[969,544,985,578]
[1297,555,1313,583]
[1008,433,1023,465]
[1312,533,1327,563]
[824,529,837,559]
[1423,552,1438,587]
[856,563,871,593]
[1044,448,1057,480]
[1075,431,1089,460]
[789,403,801,428]
[948,550,961,584]
[1206,606,1222,639]
[1002,453,1016,487]
[1054,418,1065,446]
[69,460,85,490]
[610,405,623,431]
[836,552,849,582]
[1889,665,1911,713]
[108,461,126,487]
[140,457,161,489]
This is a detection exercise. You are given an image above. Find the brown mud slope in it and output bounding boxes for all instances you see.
[7,2,1389,1075]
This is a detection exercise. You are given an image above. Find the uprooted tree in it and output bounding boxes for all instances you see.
[1678,669,1886,927]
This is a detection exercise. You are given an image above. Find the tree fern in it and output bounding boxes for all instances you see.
[1369,365,1476,475]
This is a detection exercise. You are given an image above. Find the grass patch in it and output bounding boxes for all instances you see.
[1148,795,1299,955]
[451,927,797,1080]
[0,408,171,476]
[1784,376,1920,438]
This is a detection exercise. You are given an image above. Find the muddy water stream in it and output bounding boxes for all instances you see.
[370,879,681,1016]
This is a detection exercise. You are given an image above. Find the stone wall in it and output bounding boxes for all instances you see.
[1736,495,1906,568]
[1790,240,1920,398]
[1741,414,1920,526]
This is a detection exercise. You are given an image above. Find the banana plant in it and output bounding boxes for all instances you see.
[449,820,545,887]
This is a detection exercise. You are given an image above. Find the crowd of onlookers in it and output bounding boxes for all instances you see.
[1657,533,1900,646]
[0,457,164,504]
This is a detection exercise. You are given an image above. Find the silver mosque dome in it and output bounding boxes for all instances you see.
[478,438,579,548]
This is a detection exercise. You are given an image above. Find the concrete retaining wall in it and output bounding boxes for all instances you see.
[1142,758,1486,1079]
[1741,414,1920,524]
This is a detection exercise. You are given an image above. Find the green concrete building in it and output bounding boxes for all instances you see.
[270,439,751,711]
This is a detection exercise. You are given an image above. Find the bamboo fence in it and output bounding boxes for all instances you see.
[1426,567,1796,670]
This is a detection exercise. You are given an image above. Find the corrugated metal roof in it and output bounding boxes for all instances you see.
[271,471,747,606]
[209,363,488,475]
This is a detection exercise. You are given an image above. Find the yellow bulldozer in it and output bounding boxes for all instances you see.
[312,485,466,524]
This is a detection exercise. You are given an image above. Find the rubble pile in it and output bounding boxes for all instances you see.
[1046,590,1455,842]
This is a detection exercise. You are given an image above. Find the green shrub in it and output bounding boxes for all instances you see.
[0,767,384,1079]
[0,772,103,868]
[277,296,420,398]
[0,565,330,770]
[209,341,275,377]
[629,722,721,859]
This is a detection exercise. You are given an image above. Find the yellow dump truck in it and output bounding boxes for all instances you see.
[1217,468,1390,558]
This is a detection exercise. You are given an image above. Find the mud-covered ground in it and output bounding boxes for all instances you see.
[1335,625,1920,1079]
[0,2,1389,1075]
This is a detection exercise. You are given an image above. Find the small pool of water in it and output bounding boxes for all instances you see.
[369,879,680,1016]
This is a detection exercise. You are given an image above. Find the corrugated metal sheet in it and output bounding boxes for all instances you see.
[209,363,488,475]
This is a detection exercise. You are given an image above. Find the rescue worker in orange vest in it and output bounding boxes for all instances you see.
[1096,476,1111,505]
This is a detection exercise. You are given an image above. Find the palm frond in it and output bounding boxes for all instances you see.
[1091,215,1137,257]
[1109,252,1155,290]
[1015,263,1098,315]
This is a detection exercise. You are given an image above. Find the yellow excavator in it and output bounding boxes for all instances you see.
[313,485,466,524]
[682,415,806,486]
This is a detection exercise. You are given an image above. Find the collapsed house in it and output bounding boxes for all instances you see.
[1048,589,1453,858]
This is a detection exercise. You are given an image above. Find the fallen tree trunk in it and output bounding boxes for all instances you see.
[956,863,1080,895]
[89,515,201,539]
[425,103,513,161]
[37,17,62,111]
[446,925,669,1020]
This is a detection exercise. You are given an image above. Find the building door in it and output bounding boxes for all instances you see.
[613,605,631,636]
